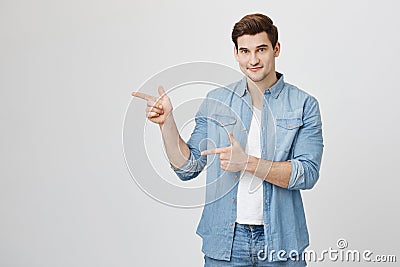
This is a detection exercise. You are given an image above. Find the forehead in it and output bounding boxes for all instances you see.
[237,32,272,48]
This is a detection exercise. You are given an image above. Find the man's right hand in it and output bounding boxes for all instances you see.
[131,86,173,125]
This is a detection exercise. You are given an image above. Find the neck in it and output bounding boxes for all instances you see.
[246,72,278,109]
[247,71,278,92]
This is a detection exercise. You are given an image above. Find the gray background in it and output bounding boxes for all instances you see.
[1,0,399,266]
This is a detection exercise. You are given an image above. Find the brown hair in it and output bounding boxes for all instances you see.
[231,13,278,50]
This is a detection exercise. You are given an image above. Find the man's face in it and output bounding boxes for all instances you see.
[234,32,280,84]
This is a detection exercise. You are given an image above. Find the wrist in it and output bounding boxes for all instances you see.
[245,155,259,173]
[159,113,175,131]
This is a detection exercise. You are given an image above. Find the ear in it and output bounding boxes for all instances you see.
[274,41,281,57]
[233,46,239,62]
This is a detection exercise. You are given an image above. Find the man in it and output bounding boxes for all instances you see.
[132,13,323,266]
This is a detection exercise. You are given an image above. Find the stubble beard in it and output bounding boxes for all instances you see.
[247,71,267,83]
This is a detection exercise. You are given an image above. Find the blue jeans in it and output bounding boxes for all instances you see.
[204,223,307,267]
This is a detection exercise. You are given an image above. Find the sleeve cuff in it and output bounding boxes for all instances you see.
[287,159,305,190]
[170,152,196,175]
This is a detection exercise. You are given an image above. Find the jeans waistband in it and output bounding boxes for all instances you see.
[235,222,264,231]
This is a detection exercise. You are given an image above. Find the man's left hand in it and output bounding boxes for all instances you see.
[201,132,249,172]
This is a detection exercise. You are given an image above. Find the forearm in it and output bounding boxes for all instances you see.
[159,114,190,169]
[245,156,291,189]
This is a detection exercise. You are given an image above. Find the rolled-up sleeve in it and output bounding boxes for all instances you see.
[170,96,209,181]
[288,96,324,190]
[170,149,206,181]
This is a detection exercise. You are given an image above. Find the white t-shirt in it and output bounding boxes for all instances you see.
[236,106,264,225]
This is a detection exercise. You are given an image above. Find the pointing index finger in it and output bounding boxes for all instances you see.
[131,91,156,101]
[201,147,228,156]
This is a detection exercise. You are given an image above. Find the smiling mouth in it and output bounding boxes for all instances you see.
[248,66,263,72]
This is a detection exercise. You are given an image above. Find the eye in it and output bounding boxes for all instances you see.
[240,50,248,54]
[258,48,266,52]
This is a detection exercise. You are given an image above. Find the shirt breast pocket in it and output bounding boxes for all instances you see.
[275,116,303,153]
[209,113,237,147]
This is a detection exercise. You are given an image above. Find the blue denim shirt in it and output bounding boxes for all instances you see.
[171,72,323,262]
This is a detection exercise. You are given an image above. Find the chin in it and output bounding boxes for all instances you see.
[247,73,265,83]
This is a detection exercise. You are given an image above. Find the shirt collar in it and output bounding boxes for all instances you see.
[235,72,285,99]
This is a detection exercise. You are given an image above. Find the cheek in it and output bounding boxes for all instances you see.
[262,54,274,66]
[238,62,247,71]
[238,58,246,66]
[237,55,249,65]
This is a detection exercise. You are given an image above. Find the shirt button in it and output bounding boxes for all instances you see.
[242,127,246,131]
[229,223,233,227]
[232,198,235,202]
[234,175,238,178]
[288,125,292,129]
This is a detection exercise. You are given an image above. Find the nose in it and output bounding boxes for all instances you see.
[249,52,260,66]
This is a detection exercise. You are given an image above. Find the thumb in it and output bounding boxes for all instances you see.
[158,85,166,97]
[228,131,235,145]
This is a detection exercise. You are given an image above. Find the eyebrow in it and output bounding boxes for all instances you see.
[238,44,269,50]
